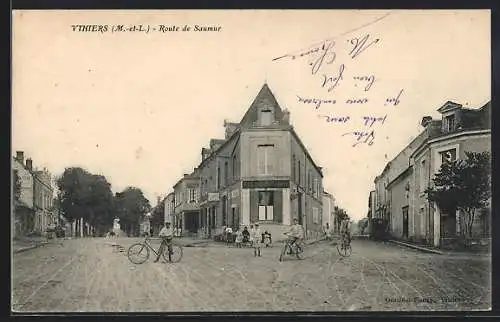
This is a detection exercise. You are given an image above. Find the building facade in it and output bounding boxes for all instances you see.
[12,151,35,237]
[322,191,335,232]
[194,84,324,240]
[164,192,175,225]
[173,171,201,235]
[372,101,491,247]
[33,168,56,235]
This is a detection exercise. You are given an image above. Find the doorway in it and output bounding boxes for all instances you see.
[297,193,303,225]
[402,206,409,238]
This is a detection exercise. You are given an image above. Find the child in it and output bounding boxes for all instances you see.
[264,230,272,247]
[235,227,243,248]
[252,223,262,257]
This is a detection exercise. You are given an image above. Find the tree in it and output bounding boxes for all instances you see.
[114,187,151,237]
[57,167,115,236]
[334,206,349,232]
[357,218,369,235]
[150,198,165,233]
[425,151,491,246]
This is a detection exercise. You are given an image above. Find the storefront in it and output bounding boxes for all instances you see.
[241,179,291,226]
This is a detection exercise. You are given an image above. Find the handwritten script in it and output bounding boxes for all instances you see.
[274,21,404,148]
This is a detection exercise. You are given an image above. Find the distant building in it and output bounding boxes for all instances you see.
[372,101,491,247]
[322,191,335,232]
[164,192,175,225]
[173,171,201,236]
[12,151,35,237]
[33,167,56,235]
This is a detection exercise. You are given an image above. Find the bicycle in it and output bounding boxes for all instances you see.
[337,233,352,257]
[127,236,183,264]
[279,233,304,261]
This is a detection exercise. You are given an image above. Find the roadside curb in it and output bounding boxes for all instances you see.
[389,240,443,255]
[13,242,49,254]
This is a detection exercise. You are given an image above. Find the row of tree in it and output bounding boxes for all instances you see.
[56,167,153,237]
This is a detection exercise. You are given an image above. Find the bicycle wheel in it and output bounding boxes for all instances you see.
[128,243,150,264]
[163,244,183,263]
[279,243,288,262]
[344,244,352,257]
[295,244,304,259]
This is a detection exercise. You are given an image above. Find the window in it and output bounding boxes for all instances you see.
[258,191,274,221]
[445,114,455,132]
[260,109,273,126]
[298,160,301,185]
[313,207,319,224]
[419,160,426,192]
[440,149,457,165]
[257,144,274,175]
[187,188,198,203]
[292,155,296,182]
[217,164,221,189]
[313,178,318,196]
[222,197,227,226]
[232,155,237,180]
[224,161,228,186]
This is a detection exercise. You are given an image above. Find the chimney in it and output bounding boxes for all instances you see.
[26,158,33,171]
[16,151,24,163]
[420,116,433,128]
[282,109,291,124]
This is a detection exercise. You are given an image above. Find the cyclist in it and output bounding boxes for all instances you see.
[154,221,174,263]
[286,218,304,253]
[339,216,351,248]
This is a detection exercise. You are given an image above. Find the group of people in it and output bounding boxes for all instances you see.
[152,215,351,263]
[224,225,272,248]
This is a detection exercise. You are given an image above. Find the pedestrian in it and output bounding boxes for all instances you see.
[242,226,250,244]
[249,224,255,245]
[263,230,272,247]
[235,227,243,248]
[252,223,262,257]
[225,226,233,246]
[155,222,174,263]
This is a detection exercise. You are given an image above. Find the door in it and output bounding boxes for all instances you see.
[402,206,409,238]
[297,193,303,225]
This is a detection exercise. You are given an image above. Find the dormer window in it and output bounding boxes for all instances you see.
[444,114,455,132]
[260,109,273,126]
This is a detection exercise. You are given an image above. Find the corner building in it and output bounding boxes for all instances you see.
[198,84,324,239]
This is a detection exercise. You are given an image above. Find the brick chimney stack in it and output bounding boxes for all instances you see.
[26,158,33,171]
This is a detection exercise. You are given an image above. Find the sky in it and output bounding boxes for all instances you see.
[12,10,490,220]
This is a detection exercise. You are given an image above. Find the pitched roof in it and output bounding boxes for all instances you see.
[239,83,284,128]
[437,101,462,113]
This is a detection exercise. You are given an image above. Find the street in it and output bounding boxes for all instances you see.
[12,238,491,312]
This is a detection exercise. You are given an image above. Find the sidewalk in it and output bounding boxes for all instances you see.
[389,239,491,256]
[12,236,52,254]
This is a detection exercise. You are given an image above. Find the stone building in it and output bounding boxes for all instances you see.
[12,151,35,237]
[33,167,56,235]
[173,171,201,236]
[372,101,491,247]
[322,191,335,233]
[195,83,324,240]
[164,192,175,225]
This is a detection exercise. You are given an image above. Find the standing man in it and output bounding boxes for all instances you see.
[155,222,174,263]
[252,223,262,257]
